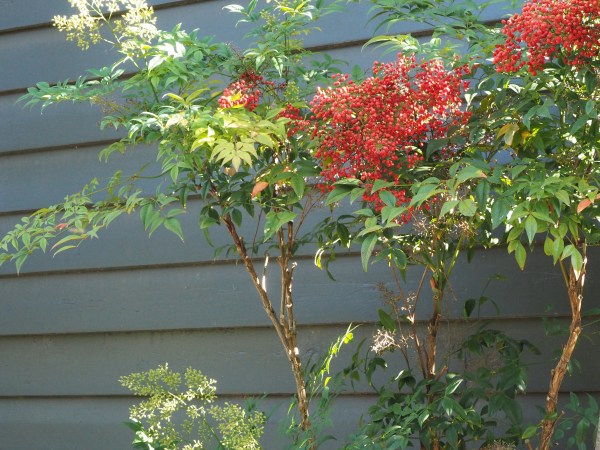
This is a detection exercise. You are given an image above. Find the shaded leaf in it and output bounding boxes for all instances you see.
[360,233,378,272]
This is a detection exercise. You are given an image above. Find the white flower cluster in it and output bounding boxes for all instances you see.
[53,0,157,54]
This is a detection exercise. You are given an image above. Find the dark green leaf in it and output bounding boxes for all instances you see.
[474,180,490,210]
[463,298,476,318]
[325,186,352,205]
[491,198,511,229]
[544,236,553,257]
[522,425,538,440]
[458,198,477,217]
[379,190,397,208]
[439,199,459,218]
[445,377,463,396]
[264,211,297,241]
[378,309,396,333]
[390,247,407,269]
[289,173,305,198]
[571,116,589,134]
[372,179,395,193]
[585,69,597,94]
[163,218,184,241]
[524,215,537,244]
[231,208,243,227]
[360,233,378,272]
[515,241,527,270]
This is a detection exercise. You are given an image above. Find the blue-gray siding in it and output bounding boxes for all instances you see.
[0,1,598,449]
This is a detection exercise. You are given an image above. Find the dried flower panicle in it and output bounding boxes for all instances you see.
[481,441,516,450]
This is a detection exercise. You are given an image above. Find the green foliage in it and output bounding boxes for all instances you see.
[0,0,347,445]
[2,0,343,271]
[554,394,599,450]
[359,0,600,446]
[120,364,264,450]
[284,326,356,449]
[344,325,536,449]
[363,0,519,65]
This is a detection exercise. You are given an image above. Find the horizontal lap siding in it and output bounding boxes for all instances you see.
[1,321,599,397]
[0,248,596,334]
[2,0,598,449]
[1,394,597,450]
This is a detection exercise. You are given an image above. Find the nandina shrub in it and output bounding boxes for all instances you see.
[311,53,485,450]
[310,53,470,214]
[493,0,600,75]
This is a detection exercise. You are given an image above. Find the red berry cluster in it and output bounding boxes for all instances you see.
[218,72,275,111]
[277,104,310,138]
[310,54,470,214]
[493,0,600,75]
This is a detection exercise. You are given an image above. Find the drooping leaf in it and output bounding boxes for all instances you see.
[263,211,297,241]
[378,309,396,333]
[360,233,378,272]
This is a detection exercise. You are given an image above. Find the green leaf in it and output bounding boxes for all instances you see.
[571,116,589,134]
[53,244,80,256]
[562,245,584,274]
[15,254,28,274]
[360,233,378,272]
[575,418,590,443]
[410,184,443,207]
[523,105,539,130]
[552,237,564,264]
[439,199,459,218]
[390,247,407,269]
[231,208,243,227]
[295,160,320,177]
[456,165,486,185]
[336,222,350,246]
[163,218,184,241]
[458,198,477,217]
[474,180,490,210]
[253,133,274,148]
[514,241,527,270]
[585,69,597,94]
[289,174,305,198]
[349,187,366,204]
[585,100,597,118]
[544,237,554,257]
[491,198,511,229]
[418,410,430,427]
[199,216,219,229]
[264,211,297,241]
[379,190,397,208]
[524,215,537,244]
[372,179,394,193]
[51,234,85,252]
[445,377,463,396]
[381,206,406,223]
[555,190,571,206]
[140,203,159,230]
[325,186,352,205]
[463,298,476,318]
[378,309,396,333]
[522,425,538,440]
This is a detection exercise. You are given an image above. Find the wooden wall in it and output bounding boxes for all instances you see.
[0,0,598,448]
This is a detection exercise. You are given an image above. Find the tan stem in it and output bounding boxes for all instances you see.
[221,215,312,436]
[427,277,442,380]
[539,243,586,450]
